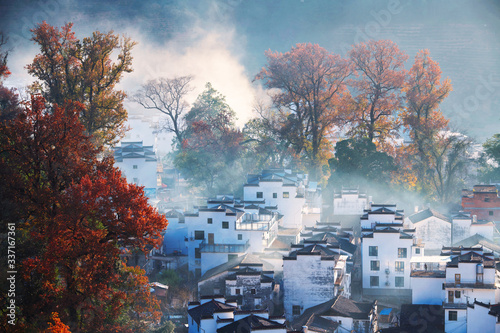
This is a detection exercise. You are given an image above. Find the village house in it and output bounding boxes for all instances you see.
[197,254,279,312]
[113,141,159,198]
[243,169,308,229]
[406,208,451,251]
[462,185,500,222]
[332,188,370,232]
[184,195,279,278]
[360,204,414,303]
[291,296,377,333]
[283,243,350,320]
[187,296,286,333]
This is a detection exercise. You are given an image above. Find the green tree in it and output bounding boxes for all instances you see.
[174,83,244,195]
[328,138,395,189]
[479,133,500,183]
[27,22,136,147]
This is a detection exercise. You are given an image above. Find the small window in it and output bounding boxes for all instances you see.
[238,234,242,240]
[449,311,457,321]
[395,276,404,287]
[273,193,277,199]
[370,260,380,271]
[257,192,263,199]
[415,248,421,254]
[395,261,404,272]
[398,248,407,258]
[235,288,241,295]
[194,230,204,240]
[485,197,490,202]
[489,211,494,216]
[133,178,138,183]
[207,218,213,224]
[228,254,238,261]
[222,221,229,229]
[251,288,256,294]
[370,276,379,287]
[292,305,301,316]
[455,274,461,284]
[133,165,138,169]
[283,192,289,198]
[369,246,378,256]
[455,290,461,298]
[195,248,201,259]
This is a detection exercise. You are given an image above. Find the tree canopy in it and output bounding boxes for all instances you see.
[27,22,136,147]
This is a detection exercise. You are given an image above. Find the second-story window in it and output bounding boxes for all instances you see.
[369,246,378,256]
[370,260,380,271]
[395,261,404,272]
[238,234,242,240]
[283,192,289,198]
[133,165,138,169]
[194,230,204,240]
[222,221,229,229]
[398,248,407,258]
[207,218,213,224]
[273,193,277,198]
[257,192,263,198]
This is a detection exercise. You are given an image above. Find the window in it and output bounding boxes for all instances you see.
[415,248,421,254]
[489,211,494,216]
[222,221,229,229]
[398,248,407,258]
[395,261,404,272]
[455,274,461,284]
[455,290,461,299]
[448,311,457,321]
[133,177,138,183]
[485,197,491,202]
[235,288,241,295]
[370,276,379,287]
[273,193,277,198]
[370,260,380,271]
[251,289,256,294]
[395,276,404,287]
[257,192,263,199]
[292,305,301,316]
[194,230,204,240]
[195,248,201,259]
[207,218,213,224]
[369,246,378,256]
[238,234,242,240]
[133,165,138,169]
[228,254,238,261]
[283,192,289,198]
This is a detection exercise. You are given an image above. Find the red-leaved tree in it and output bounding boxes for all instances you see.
[0,96,167,332]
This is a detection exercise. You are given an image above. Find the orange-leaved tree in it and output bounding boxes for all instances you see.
[0,96,167,332]
[348,40,408,148]
[27,22,136,147]
[401,50,452,197]
[256,43,352,181]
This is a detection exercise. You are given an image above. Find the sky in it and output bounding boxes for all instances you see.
[1,0,500,142]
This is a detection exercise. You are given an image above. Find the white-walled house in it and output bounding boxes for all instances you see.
[185,196,279,278]
[243,169,308,229]
[283,243,350,320]
[333,188,369,216]
[360,204,414,302]
[406,208,451,250]
[113,141,159,197]
[291,296,377,333]
[410,254,451,305]
[187,296,286,333]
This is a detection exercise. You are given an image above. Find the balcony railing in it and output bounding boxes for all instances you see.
[199,240,250,253]
[443,282,496,289]
[442,302,467,309]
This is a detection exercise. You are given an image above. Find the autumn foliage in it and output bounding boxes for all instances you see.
[0,96,167,331]
[27,22,135,147]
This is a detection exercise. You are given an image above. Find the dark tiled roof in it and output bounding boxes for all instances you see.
[303,232,357,255]
[399,304,444,333]
[216,314,286,333]
[446,251,495,268]
[188,300,236,325]
[292,296,374,330]
[408,208,450,223]
[284,244,339,260]
[199,254,273,282]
